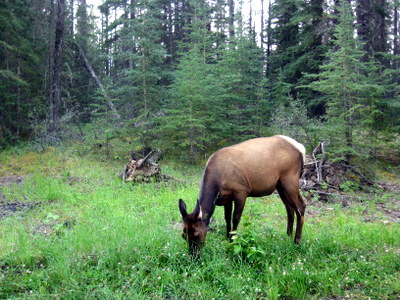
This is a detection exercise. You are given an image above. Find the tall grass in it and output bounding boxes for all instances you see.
[0,148,399,299]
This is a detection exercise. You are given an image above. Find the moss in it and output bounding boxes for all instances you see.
[0,148,61,176]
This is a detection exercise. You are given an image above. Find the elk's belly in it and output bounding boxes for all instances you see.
[246,173,278,197]
[248,187,276,197]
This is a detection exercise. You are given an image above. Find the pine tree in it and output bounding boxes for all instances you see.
[268,0,326,115]
[158,1,225,163]
[0,0,45,146]
[161,45,227,163]
[218,12,265,141]
[308,1,383,162]
[97,0,168,127]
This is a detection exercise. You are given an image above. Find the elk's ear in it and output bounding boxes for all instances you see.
[178,199,187,219]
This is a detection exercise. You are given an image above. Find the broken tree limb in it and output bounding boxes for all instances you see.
[136,150,154,169]
[338,163,374,186]
[122,150,163,182]
[77,44,120,119]
[312,141,326,183]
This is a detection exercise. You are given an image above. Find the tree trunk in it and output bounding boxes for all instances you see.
[228,0,234,38]
[265,0,272,76]
[260,0,264,48]
[356,0,371,58]
[394,4,399,70]
[49,0,66,136]
[103,4,110,76]
[77,45,121,118]
[16,57,21,138]
[47,0,55,100]
[70,0,74,35]
[249,0,253,35]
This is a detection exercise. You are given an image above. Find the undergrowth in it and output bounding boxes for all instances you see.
[0,145,399,299]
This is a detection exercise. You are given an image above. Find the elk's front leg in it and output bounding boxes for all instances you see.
[224,201,232,239]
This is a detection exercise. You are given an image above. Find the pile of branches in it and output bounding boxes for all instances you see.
[122,149,163,182]
[301,142,374,202]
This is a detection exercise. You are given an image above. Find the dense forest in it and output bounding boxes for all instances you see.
[1,2,400,298]
[1,0,399,165]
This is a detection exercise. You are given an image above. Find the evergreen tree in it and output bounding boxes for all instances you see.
[308,1,383,162]
[0,0,45,146]
[268,0,326,116]
[218,13,265,141]
[161,46,228,163]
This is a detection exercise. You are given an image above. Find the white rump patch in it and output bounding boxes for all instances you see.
[277,135,306,163]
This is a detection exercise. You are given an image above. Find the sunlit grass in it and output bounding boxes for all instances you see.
[0,147,399,299]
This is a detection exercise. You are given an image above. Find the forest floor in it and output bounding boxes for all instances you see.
[304,180,400,223]
[0,176,35,220]
[0,146,399,299]
[1,174,399,224]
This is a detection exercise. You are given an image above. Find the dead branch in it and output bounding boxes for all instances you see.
[76,44,120,119]
[136,150,154,169]
[311,141,326,183]
[122,149,163,183]
[338,163,374,186]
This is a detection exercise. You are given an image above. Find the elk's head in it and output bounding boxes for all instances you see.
[178,199,207,259]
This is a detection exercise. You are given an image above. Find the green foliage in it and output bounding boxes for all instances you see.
[228,217,267,264]
[156,4,266,163]
[159,45,227,163]
[269,0,326,111]
[271,98,322,149]
[339,180,360,192]
[0,147,399,299]
[218,27,266,140]
[0,0,399,176]
[0,0,46,147]
[307,1,384,163]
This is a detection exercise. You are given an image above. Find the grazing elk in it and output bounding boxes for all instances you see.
[178,135,306,258]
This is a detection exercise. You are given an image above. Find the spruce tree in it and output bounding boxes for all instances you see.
[308,1,383,162]
[218,13,265,141]
[0,0,44,146]
[268,0,326,115]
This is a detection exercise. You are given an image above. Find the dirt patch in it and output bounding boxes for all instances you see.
[0,175,26,187]
[0,175,39,220]
[0,201,39,220]
[304,180,400,223]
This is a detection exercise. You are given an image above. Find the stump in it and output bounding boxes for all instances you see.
[122,150,162,182]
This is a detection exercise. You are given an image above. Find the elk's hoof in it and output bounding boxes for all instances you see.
[229,231,238,242]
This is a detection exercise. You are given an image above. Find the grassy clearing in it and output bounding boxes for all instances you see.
[0,147,399,299]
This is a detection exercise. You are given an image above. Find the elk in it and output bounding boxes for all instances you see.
[178,135,306,258]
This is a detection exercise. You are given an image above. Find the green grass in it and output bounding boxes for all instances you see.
[0,147,399,299]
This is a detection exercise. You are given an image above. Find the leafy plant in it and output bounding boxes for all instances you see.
[228,217,266,264]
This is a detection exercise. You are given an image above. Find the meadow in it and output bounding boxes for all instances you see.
[0,146,399,299]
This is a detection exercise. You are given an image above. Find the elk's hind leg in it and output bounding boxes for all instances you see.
[276,183,295,237]
[294,192,306,244]
[278,179,306,244]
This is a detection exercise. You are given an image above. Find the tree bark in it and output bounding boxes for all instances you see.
[70,0,74,35]
[228,0,234,38]
[394,5,399,57]
[46,0,55,100]
[49,0,66,136]
[260,0,264,48]
[265,0,272,76]
[394,4,399,71]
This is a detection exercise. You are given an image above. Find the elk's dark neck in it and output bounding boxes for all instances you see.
[195,169,219,226]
